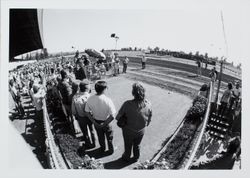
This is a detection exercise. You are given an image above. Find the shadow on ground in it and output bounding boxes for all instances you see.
[103,158,137,169]
[84,148,113,159]
[10,100,49,169]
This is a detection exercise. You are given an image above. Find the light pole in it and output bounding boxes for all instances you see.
[111,33,119,50]
[114,36,119,50]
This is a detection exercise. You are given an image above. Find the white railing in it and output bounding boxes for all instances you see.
[183,81,214,169]
[42,99,69,169]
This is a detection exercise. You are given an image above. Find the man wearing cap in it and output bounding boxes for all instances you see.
[71,80,95,148]
[85,81,116,154]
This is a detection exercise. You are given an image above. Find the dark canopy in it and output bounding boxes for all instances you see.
[9,9,43,60]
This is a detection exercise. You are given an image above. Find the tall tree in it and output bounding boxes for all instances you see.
[154,46,160,52]
[204,53,208,59]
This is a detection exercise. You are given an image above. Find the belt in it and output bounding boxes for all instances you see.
[94,119,105,123]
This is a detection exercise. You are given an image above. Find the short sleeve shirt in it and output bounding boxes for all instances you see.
[72,92,90,117]
[85,94,116,121]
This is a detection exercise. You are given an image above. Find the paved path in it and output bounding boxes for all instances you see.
[89,76,192,169]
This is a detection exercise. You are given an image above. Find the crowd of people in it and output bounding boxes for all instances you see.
[9,53,152,163]
[8,51,240,166]
[218,81,241,119]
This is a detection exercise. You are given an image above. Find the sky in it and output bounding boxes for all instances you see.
[43,9,249,65]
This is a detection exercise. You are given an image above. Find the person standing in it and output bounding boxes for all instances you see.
[9,79,25,116]
[71,80,95,148]
[218,82,233,118]
[209,67,218,82]
[32,84,46,151]
[196,59,202,76]
[122,56,129,73]
[75,60,87,80]
[58,70,73,127]
[209,66,218,89]
[85,81,116,154]
[67,65,75,84]
[116,82,152,162]
[114,54,120,76]
[229,81,241,110]
[141,54,147,69]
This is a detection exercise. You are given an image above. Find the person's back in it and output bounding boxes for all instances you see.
[85,80,116,153]
[116,82,152,161]
[121,99,152,133]
[59,79,72,105]
[75,62,87,80]
[86,94,115,121]
[72,91,89,117]
[58,70,72,105]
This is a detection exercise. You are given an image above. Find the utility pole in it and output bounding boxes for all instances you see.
[215,57,225,107]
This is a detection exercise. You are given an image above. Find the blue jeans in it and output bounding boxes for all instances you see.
[122,128,144,160]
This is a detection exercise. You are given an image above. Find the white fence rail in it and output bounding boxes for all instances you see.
[183,81,214,169]
[42,99,69,169]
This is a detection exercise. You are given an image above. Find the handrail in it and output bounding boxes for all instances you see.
[183,81,214,169]
[42,99,69,169]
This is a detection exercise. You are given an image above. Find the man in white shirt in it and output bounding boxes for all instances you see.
[85,81,116,154]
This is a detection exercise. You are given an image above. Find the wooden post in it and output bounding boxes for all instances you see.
[215,60,223,106]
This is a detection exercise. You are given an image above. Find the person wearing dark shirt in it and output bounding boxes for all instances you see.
[75,61,87,80]
[116,82,152,162]
[58,70,73,118]
[196,59,202,76]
